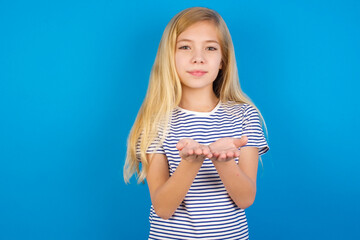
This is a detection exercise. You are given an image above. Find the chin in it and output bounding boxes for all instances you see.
[181,82,214,90]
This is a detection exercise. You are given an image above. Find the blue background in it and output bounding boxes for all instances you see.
[1,0,359,239]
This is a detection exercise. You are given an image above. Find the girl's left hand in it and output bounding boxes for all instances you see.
[209,136,248,162]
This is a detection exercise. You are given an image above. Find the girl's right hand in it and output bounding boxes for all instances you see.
[176,138,212,162]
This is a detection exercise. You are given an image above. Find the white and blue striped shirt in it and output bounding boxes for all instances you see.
[146,101,269,240]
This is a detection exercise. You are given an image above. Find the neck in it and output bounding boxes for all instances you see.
[179,86,219,112]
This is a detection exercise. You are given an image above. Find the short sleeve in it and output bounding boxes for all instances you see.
[145,133,165,155]
[241,104,269,156]
[135,135,165,162]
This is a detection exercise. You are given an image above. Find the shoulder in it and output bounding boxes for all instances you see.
[221,101,257,116]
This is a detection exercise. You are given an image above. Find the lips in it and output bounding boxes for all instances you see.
[188,70,207,77]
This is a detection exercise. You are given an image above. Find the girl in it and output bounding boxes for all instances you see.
[124,7,269,240]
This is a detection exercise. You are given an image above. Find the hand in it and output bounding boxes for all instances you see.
[208,136,248,162]
[176,138,212,162]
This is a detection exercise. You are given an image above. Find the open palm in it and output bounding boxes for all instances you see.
[176,138,212,162]
[209,136,248,161]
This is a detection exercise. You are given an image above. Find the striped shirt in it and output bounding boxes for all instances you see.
[146,101,269,240]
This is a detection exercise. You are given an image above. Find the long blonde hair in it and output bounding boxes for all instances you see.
[124,7,266,183]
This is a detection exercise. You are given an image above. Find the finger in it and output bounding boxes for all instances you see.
[212,151,220,158]
[187,148,194,155]
[219,152,227,160]
[176,138,188,150]
[206,152,213,158]
[226,151,235,159]
[195,147,203,155]
[176,141,184,150]
[234,136,248,148]
[234,150,240,158]
[202,146,210,155]
[181,146,193,156]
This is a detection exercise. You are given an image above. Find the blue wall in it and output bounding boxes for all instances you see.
[1,0,359,239]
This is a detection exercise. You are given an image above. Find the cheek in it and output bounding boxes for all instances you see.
[174,55,180,72]
[175,53,180,66]
[217,55,223,69]
[175,53,186,71]
[211,56,223,69]
[174,57,185,79]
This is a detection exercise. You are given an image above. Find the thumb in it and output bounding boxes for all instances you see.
[234,136,248,148]
[176,138,189,150]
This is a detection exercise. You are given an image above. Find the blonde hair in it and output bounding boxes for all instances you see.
[124,7,266,183]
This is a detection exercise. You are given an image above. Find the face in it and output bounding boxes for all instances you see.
[175,21,222,92]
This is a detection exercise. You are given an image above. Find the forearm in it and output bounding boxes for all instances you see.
[152,159,203,219]
[212,159,256,209]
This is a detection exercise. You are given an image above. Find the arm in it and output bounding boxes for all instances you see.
[211,146,259,209]
[146,139,211,220]
[209,105,268,209]
[209,136,259,209]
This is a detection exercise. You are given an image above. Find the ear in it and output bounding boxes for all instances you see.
[219,60,223,69]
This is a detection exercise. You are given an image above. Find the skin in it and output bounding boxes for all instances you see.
[146,21,259,220]
[175,20,222,112]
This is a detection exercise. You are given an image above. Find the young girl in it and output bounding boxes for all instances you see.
[124,7,269,240]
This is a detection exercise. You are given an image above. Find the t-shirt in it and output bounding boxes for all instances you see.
[146,101,269,240]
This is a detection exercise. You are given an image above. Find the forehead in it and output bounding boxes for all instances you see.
[177,21,220,42]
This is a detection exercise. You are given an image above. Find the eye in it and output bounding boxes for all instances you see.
[178,45,190,50]
[206,46,218,51]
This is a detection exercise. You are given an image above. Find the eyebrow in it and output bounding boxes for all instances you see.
[176,39,220,44]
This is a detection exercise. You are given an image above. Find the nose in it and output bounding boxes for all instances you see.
[191,50,205,64]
